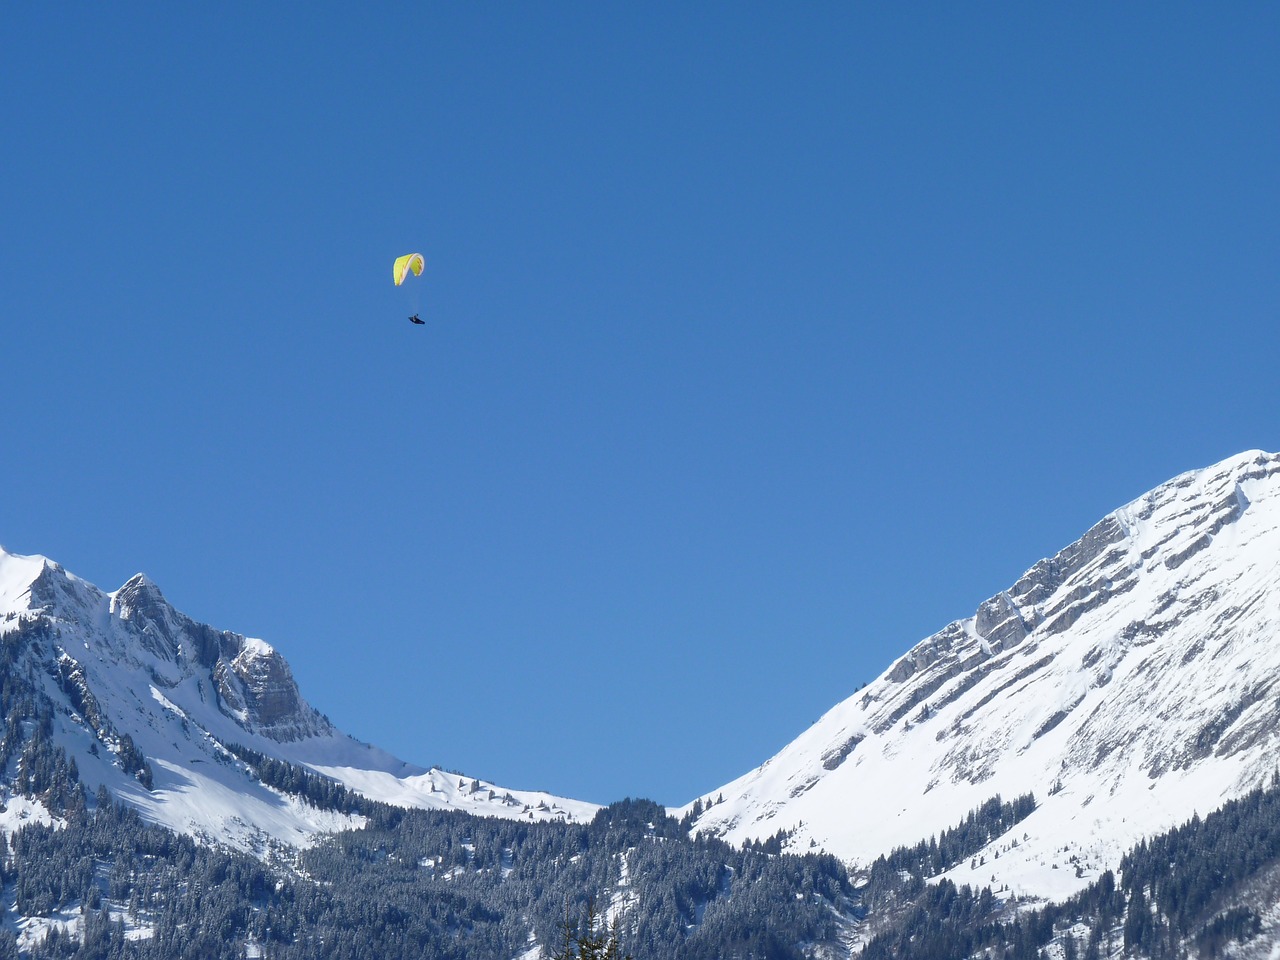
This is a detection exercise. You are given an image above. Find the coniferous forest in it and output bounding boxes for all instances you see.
[2,783,852,960]
[9,732,1280,959]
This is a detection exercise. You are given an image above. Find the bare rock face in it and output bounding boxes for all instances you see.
[975,592,1029,651]
[215,639,326,742]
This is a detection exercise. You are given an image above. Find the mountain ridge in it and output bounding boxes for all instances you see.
[690,449,1280,901]
[0,546,600,854]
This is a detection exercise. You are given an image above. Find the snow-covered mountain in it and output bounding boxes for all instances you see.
[0,549,598,854]
[690,449,1280,902]
[6,449,1280,909]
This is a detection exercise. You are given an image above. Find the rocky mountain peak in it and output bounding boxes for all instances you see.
[215,637,331,742]
[111,572,190,662]
[0,543,600,854]
[108,575,325,741]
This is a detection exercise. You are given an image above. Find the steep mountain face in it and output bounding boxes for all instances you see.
[110,571,329,742]
[691,450,1280,902]
[0,550,597,853]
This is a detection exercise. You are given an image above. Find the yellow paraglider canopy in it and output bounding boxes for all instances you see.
[393,253,425,287]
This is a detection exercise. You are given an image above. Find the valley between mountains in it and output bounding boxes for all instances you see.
[2,450,1278,924]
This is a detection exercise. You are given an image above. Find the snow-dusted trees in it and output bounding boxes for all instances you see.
[551,898,631,960]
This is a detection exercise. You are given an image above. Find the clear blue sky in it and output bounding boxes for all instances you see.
[2,5,1277,806]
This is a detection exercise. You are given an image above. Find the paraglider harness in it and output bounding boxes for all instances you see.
[409,314,425,324]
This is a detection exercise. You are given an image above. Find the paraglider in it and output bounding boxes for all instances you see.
[393,253,427,326]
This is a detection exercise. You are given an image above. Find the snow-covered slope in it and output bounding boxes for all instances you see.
[690,450,1280,902]
[0,550,597,853]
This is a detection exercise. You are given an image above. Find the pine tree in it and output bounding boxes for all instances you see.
[551,898,632,960]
